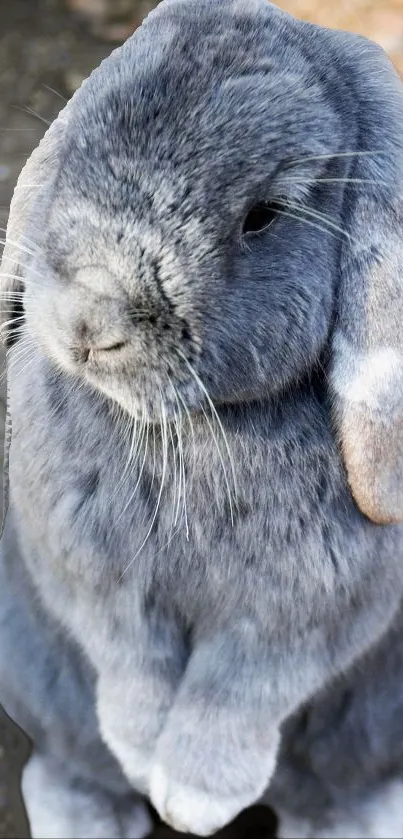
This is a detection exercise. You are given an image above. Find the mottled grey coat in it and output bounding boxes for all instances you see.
[1,1,403,837]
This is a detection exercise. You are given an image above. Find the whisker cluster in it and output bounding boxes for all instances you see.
[118,360,237,578]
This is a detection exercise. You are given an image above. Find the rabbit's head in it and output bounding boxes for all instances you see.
[2,0,403,524]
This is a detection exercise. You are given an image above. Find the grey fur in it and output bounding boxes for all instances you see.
[1,0,403,836]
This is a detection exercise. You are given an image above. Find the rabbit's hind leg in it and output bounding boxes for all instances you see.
[22,752,153,839]
[277,778,403,839]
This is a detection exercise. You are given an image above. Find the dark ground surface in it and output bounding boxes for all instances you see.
[0,2,277,836]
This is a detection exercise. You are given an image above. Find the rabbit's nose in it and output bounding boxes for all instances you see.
[73,346,90,364]
[72,319,128,363]
[72,342,127,364]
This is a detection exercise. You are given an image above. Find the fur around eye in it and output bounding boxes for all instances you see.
[242,201,279,236]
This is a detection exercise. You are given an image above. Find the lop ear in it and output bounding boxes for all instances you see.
[0,109,69,346]
[329,35,403,524]
[0,42,117,343]
[0,102,73,534]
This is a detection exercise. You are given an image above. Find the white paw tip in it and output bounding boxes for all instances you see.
[149,764,241,836]
[149,764,169,817]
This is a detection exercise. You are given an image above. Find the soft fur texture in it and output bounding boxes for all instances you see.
[1,0,403,836]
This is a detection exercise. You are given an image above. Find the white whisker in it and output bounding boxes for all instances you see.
[120,398,168,579]
[279,176,383,186]
[0,127,37,133]
[111,407,149,532]
[46,377,79,423]
[8,352,37,379]
[273,205,344,243]
[0,236,36,258]
[113,414,139,501]
[173,410,184,529]
[0,315,26,329]
[0,262,48,281]
[276,199,354,242]
[167,413,179,540]
[12,105,50,127]
[159,390,171,536]
[287,149,385,167]
[7,340,36,364]
[177,350,237,524]
[0,226,39,249]
[42,84,67,103]
[174,398,189,540]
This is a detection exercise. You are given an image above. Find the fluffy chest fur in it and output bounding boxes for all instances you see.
[9,348,402,650]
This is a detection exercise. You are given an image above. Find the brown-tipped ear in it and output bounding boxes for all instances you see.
[330,39,403,524]
[332,236,403,525]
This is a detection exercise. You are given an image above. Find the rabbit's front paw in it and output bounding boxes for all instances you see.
[149,729,280,836]
[98,708,155,794]
[118,744,154,794]
[150,765,245,836]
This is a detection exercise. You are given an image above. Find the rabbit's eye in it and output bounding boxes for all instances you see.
[242,202,278,236]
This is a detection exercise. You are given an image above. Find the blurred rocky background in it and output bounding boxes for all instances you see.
[67,0,403,69]
[0,0,402,837]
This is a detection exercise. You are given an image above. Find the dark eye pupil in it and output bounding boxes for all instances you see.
[243,202,278,235]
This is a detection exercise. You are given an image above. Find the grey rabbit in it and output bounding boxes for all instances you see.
[1,0,403,836]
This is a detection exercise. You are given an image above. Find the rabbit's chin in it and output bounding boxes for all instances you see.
[82,369,204,425]
[29,330,204,424]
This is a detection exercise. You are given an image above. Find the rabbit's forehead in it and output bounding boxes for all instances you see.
[64,0,330,169]
[60,70,332,230]
[50,0,340,247]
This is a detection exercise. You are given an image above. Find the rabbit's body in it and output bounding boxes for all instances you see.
[3,347,403,837]
[269,611,403,838]
[9,354,402,653]
[1,0,403,836]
